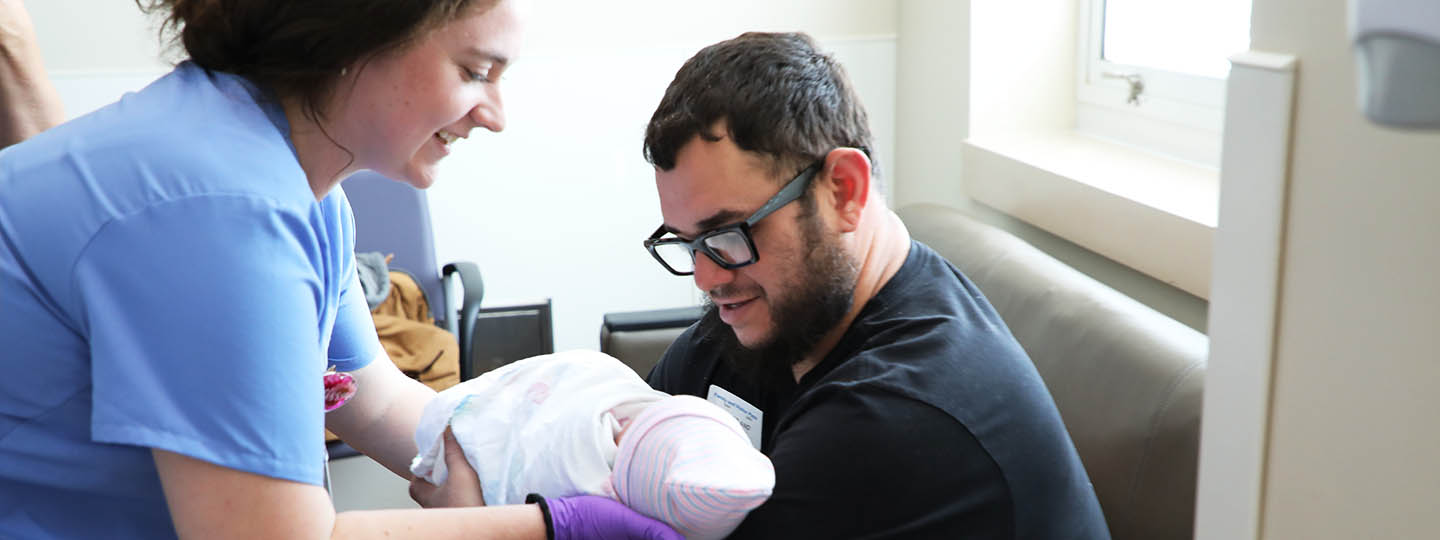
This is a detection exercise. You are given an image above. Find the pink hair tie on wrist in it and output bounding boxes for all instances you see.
[324,370,358,412]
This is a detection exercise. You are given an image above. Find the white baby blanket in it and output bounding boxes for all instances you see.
[410,350,667,505]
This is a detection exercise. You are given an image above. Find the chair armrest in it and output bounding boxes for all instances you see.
[441,261,484,376]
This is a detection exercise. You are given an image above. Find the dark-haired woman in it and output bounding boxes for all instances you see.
[0,1,677,538]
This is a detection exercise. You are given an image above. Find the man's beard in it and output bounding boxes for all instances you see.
[701,212,858,390]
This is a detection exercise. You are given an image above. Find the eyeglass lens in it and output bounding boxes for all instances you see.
[652,242,695,273]
[653,230,753,273]
[703,230,752,265]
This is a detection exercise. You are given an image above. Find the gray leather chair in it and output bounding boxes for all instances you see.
[898,203,1206,540]
[599,203,1207,539]
[345,171,485,377]
[599,306,703,376]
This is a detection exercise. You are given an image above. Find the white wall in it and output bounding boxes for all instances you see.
[23,1,171,73]
[894,0,968,210]
[894,0,1209,331]
[428,1,897,351]
[25,1,173,117]
[28,0,897,352]
[1244,0,1440,537]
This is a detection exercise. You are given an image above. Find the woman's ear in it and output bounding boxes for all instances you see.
[820,147,872,233]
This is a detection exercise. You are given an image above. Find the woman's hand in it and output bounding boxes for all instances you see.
[409,428,486,508]
[541,495,683,540]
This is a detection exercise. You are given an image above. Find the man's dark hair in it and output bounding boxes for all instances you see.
[644,32,880,187]
[137,0,496,126]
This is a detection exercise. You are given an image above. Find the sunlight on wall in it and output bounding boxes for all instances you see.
[38,1,899,352]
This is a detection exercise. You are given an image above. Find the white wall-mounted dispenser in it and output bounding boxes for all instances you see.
[1350,0,1440,128]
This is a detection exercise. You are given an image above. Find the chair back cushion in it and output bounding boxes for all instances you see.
[600,307,705,376]
[343,171,444,322]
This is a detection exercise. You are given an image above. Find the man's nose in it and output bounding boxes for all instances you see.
[691,251,734,293]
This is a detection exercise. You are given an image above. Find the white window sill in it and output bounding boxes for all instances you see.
[962,132,1216,299]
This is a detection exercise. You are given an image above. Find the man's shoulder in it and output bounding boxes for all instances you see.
[877,239,979,307]
[834,237,1032,393]
[832,266,1030,393]
[820,304,1044,442]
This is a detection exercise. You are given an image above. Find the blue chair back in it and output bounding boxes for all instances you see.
[343,170,445,323]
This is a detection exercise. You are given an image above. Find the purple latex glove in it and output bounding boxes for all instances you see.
[539,495,682,540]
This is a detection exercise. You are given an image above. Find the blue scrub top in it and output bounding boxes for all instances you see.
[0,62,380,538]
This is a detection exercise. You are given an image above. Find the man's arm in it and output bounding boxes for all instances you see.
[728,388,1015,539]
[324,350,435,479]
[0,0,64,147]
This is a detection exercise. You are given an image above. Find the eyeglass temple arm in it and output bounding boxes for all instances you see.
[645,224,669,244]
[745,164,820,226]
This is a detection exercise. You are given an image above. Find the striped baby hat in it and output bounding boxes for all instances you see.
[611,395,776,540]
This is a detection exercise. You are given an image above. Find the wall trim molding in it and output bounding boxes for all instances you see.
[1193,50,1297,540]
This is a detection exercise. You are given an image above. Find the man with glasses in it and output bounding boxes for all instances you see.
[641,32,1109,538]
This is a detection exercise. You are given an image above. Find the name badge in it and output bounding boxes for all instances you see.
[706,384,763,450]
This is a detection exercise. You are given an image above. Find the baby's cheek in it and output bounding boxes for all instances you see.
[615,420,631,445]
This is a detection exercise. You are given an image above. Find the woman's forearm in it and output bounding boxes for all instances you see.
[333,506,545,540]
[325,353,437,479]
[157,447,546,540]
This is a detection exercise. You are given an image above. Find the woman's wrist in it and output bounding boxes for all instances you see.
[524,493,556,540]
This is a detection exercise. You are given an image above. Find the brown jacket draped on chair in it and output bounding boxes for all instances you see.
[327,270,460,442]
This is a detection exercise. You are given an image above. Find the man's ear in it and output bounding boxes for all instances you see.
[820,147,872,233]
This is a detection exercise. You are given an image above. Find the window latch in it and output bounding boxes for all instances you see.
[1102,72,1145,106]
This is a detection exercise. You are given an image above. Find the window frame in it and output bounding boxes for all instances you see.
[1074,0,1234,166]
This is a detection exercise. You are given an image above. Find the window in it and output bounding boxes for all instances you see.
[964,1,1240,299]
[1076,0,1252,166]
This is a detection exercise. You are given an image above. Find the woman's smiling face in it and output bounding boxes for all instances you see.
[335,0,522,188]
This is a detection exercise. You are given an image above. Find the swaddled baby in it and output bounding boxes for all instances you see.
[411,350,775,540]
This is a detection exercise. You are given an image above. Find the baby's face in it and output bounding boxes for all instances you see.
[609,400,653,446]
[615,421,631,445]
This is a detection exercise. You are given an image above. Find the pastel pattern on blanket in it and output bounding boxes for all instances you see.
[411,350,775,539]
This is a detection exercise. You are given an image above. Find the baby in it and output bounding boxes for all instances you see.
[411,350,774,540]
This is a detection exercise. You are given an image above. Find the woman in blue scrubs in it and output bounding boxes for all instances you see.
[0,1,676,538]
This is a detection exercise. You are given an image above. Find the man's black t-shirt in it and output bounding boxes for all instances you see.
[647,241,1110,539]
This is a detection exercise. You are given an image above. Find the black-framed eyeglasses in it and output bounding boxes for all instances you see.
[644,161,822,276]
